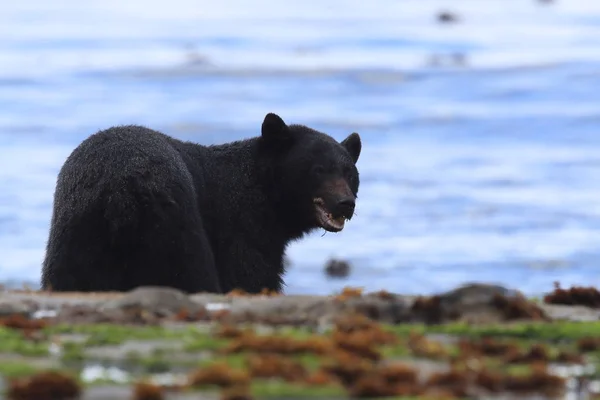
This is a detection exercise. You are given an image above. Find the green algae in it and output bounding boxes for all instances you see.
[387,320,600,341]
[47,323,186,345]
[197,353,248,370]
[380,341,411,358]
[1,319,598,368]
[0,318,598,398]
[0,327,49,356]
[42,320,600,347]
[0,360,43,378]
[196,352,324,374]
[182,334,228,352]
[250,380,345,397]
[60,342,86,363]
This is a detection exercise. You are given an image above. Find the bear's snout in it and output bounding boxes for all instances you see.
[319,177,356,220]
[334,196,356,220]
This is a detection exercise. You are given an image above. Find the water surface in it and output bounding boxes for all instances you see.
[1,0,600,295]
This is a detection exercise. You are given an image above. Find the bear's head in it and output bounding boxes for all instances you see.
[260,113,361,235]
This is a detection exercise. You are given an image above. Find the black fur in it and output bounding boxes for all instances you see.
[41,113,361,294]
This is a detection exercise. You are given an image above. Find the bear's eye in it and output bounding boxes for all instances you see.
[343,166,355,180]
[312,165,325,176]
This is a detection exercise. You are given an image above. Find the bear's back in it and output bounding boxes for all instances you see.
[42,125,221,293]
[58,125,194,194]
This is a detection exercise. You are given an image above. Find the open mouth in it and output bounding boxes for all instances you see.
[313,198,347,232]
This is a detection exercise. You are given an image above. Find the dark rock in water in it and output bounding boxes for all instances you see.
[452,52,467,66]
[411,283,549,324]
[324,259,351,278]
[427,52,467,68]
[437,11,460,24]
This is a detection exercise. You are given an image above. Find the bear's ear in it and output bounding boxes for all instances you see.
[341,132,361,164]
[261,113,292,145]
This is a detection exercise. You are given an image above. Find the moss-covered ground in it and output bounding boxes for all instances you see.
[1,319,599,399]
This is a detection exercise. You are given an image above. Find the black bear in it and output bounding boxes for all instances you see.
[41,113,361,294]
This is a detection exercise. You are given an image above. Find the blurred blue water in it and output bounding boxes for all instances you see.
[1,0,600,295]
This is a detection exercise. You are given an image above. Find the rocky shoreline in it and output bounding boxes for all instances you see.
[1,282,598,326]
[0,283,599,400]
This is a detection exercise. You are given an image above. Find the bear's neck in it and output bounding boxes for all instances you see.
[180,137,302,292]
[199,137,309,239]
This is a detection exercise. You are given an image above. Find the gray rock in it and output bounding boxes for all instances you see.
[410,282,549,324]
[221,292,413,326]
[189,293,232,307]
[0,297,36,317]
[1,290,121,310]
[540,304,600,321]
[0,282,594,327]
[100,286,204,317]
[438,282,524,306]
